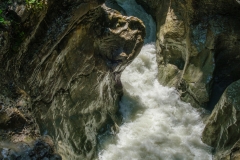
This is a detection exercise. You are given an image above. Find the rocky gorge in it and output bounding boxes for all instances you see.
[0,0,240,159]
[134,0,240,159]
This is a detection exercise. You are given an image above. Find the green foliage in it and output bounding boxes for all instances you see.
[0,10,10,25]
[0,18,4,24]
[26,0,45,10]
[0,9,5,24]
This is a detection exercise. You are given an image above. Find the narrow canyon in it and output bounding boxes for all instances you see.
[0,0,240,159]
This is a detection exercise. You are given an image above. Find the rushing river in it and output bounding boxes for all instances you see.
[98,0,212,159]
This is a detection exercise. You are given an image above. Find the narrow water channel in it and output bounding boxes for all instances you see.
[98,0,212,159]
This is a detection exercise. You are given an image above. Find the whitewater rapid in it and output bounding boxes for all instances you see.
[99,0,212,159]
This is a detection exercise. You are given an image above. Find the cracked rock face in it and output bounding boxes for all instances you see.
[135,0,240,158]
[33,6,145,159]
[136,0,240,109]
[202,80,240,159]
[0,0,145,159]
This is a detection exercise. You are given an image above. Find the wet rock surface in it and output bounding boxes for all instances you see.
[0,0,145,159]
[135,0,240,158]
[214,139,240,160]
[202,80,240,159]
[136,0,240,109]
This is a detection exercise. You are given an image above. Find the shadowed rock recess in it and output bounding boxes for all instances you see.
[0,0,145,159]
[135,0,240,159]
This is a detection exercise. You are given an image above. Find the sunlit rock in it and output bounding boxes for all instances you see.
[136,0,240,158]
[202,80,240,159]
[0,0,145,159]
[136,0,240,109]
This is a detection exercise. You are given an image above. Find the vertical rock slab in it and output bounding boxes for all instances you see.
[202,80,240,158]
[136,0,240,109]
[135,0,214,108]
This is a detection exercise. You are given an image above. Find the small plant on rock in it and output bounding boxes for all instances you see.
[0,9,5,24]
[26,0,46,10]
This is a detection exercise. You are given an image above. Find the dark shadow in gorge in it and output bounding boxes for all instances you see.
[207,32,240,111]
[105,0,126,15]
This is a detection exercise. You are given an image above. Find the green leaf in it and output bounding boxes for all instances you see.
[0,18,4,23]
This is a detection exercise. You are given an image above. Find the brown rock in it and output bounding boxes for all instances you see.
[0,0,145,159]
[202,80,240,155]
[136,0,240,109]
[0,85,59,159]
[136,0,240,158]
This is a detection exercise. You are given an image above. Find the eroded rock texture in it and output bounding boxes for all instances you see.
[136,0,240,109]
[0,0,145,159]
[136,0,240,158]
[202,80,240,159]
[0,84,60,159]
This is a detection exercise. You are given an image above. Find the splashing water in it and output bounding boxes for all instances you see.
[98,0,212,159]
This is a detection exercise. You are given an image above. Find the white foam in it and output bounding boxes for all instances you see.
[99,43,212,160]
[98,0,212,159]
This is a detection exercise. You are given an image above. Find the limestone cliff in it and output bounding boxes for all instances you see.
[136,0,240,158]
[0,0,145,159]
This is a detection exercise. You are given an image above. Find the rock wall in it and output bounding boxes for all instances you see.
[0,83,61,159]
[202,80,240,159]
[0,0,145,159]
[136,0,240,109]
[136,0,240,158]
[2,0,240,158]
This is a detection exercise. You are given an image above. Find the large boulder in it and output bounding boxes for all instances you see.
[202,80,240,159]
[0,0,145,159]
